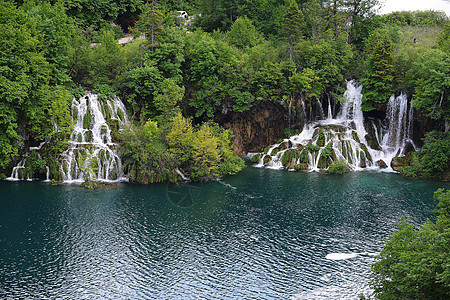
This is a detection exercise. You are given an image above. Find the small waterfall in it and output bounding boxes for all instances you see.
[257,80,416,172]
[6,139,49,181]
[60,92,129,183]
[327,97,333,120]
[301,98,307,125]
[6,159,27,181]
[382,94,409,149]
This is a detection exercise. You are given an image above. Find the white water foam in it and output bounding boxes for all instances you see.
[60,92,129,183]
[257,80,417,173]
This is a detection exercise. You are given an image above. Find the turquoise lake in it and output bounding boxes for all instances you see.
[1,166,448,299]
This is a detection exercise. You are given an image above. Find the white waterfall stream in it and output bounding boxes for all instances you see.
[6,140,49,181]
[258,80,417,172]
[7,92,130,183]
[60,92,129,183]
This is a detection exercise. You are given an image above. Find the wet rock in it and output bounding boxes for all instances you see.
[263,155,272,166]
[294,163,309,171]
[391,152,414,171]
[376,159,388,168]
[359,159,366,168]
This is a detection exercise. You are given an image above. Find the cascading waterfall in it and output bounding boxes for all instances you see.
[60,92,129,183]
[256,80,417,172]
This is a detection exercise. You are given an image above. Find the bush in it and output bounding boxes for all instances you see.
[400,131,450,180]
[250,154,261,163]
[326,160,349,174]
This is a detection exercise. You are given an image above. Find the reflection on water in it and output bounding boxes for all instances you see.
[0,168,448,299]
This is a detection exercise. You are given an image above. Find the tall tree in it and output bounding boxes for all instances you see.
[154,78,184,124]
[138,0,164,52]
[361,29,395,110]
[282,0,304,60]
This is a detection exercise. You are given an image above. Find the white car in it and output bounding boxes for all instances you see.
[177,10,188,19]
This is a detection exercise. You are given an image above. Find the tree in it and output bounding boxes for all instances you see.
[409,49,449,121]
[126,60,163,119]
[137,0,164,52]
[438,21,450,53]
[371,189,450,299]
[166,112,194,164]
[0,1,51,170]
[361,29,395,110]
[191,124,221,178]
[154,78,184,124]
[24,0,76,85]
[227,15,261,49]
[401,131,450,180]
[282,0,304,60]
[342,0,380,47]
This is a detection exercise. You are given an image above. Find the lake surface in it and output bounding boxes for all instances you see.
[1,167,448,299]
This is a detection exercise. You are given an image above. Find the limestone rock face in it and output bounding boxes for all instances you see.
[215,102,294,156]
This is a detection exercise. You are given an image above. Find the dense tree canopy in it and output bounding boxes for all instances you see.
[371,189,450,299]
[1,0,449,184]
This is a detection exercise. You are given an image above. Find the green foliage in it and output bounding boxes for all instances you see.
[120,113,243,183]
[361,29,395,110]
[250,154,261,163]
[24,0,76,85]
[227,16,262,49]
[191,123,221,177]
[326,159,349,174]
[282,0,304,58]
[126,60,163,118]
[401,131,450,180]
[409,49,449,120]
[307,144,320,152]
[0,1,53,169]
[64,0,145,30]
[382,10,448,27]
[154,78,184,124]
[438,21,450,52]
[119,121,179,184]
[281,149,298,168]
[71,29,127,87]
[371,189,450,299]
[137,0,164,50]
[294,31,353,101]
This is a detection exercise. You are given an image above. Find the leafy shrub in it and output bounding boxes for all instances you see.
[371,189,450,299]
[326,160,349,174]
[250,154,261,163]
[400,131,450,180]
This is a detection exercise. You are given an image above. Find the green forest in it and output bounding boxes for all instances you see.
[1,0,449,184]
[1,1,450,298]
[1,0,449,183]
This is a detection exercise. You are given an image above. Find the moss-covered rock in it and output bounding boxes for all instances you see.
[281,149,299,168]
[271,142,288,155]
[326,160,350,174]
[294,163,309,171]
[250,154,262,163]
[263,155,272,166]
[391,151,414,171]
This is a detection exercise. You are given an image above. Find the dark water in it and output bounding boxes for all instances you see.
[1,167,448,299]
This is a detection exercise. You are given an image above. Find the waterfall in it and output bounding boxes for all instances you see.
[60,92,129,183]
[257,80,416,172]
[6,158,27,181]
[327,97,333,120]
[6,139,49,181]
[6,92,130,183]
